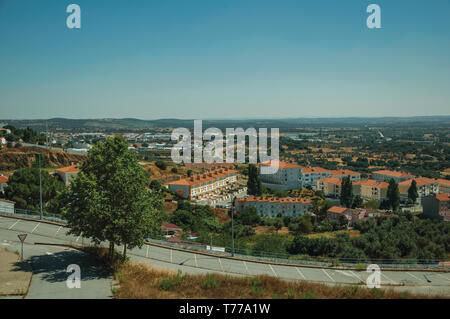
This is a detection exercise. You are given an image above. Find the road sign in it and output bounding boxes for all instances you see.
[18,234,27,243]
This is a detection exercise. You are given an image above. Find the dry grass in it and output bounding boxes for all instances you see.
[307,230,360,239]
[113,261,437,299]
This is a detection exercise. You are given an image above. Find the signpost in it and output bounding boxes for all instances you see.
[17,234,27,261]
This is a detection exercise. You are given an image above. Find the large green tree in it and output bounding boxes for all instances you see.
[247,164,262,196]
[63,136,164,259]
[5,167,66,214]
[408,180,419,204]
[340,176,353,208]
[387,178,401,212]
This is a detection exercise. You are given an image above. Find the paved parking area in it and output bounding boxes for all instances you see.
[1,215,449,297]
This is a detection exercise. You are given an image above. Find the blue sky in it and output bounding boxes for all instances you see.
[0,0,449,119]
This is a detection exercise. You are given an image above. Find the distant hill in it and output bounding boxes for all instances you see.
[1,116,449,132]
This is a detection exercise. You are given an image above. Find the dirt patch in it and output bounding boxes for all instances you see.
[0,248,32,297]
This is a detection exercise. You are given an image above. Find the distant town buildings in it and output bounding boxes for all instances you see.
[235,196,312,218]
[422,193,450,222]
[399,177,439,202]
[168,168,237,200]
[259,160,303,190]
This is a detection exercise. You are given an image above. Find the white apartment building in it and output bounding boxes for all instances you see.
[259,160,303,190]
[300,167,332,189]
[235,196,312,218]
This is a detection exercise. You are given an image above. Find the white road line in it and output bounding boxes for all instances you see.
[350,271,363,282]
[31,223,40,234]
[8,220,19,230]
[146,245,149,258]
[76,235,80,242]
[218,258,224,272]
[407,272,422,282]
[296,267,306,280]
[381,273,396,285]
[194,254,198,267]
[54,226,62,237]
[243,261,249,274]
[269,264,277,277]
[322,269,335,282]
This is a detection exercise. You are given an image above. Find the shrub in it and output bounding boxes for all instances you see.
[201,274,221,289]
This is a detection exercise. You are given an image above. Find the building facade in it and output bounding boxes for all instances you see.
[353,179,389,202]
[422,193,450,222]
[398,177,439,202]
[300,167,332,189]
[372,170,415,183]
[55,164,80,186]
[235,196,312,218]
[168,168,237,200]
[259,160,303,190]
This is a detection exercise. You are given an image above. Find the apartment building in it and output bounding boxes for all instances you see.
[235,196,312,218]
[353,179,389,202]
[422,193,450,222]
[330,169,361,182]
[436,179,450,194]
[316,177,342,197]
[55,164,80,186]
[259,160,303,190]
[168,168,237,200]
[300,167,332,189]
[372,170,415,183]
[398,177,439,202]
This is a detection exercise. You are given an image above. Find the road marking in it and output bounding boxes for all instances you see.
[146,245,149,258]
[54,226,62,237]
[350,270,363,282]
[243,261,249,274]
[194,254,198,267]
[322,269,335,282]
[407,272,422,282]
[31,223,40,234]
[76,235,80,242]
[381,272,396,285]
[295,267,306,280]
[8,220,19,230]
[269,264,278,277]
[218,258,224,272]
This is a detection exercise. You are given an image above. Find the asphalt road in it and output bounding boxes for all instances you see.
[1,215,449,297]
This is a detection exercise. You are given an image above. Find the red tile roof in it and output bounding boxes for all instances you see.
[354,179,389,189]
[260,160,302,169]
[56,165,80,173]
[302,167,331,174]
[162,222,182,230]
[236,196,312,204]
[168,168,237,186]
[317,177,341,186]
[330,169,360,176]
[0,176,8,184]
[399,177,437,187]
[327,206,348,214]
[435,193,450,202]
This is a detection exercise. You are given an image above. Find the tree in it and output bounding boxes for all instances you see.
[63,136,163,259]
[155,160,167,170]
[246,164,262,196]
[273,218,283,233]
[340,176,353,208]
[297,214,313,234]
[5,167,66,214]
[408,180,418,204]
[387,179,401,212]
[352,195,363,209]
[236,207,261,226]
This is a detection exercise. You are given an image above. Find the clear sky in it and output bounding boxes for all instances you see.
[0,0,449,120]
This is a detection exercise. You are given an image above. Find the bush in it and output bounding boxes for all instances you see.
[155,160,167,170]
[201,274,221,289]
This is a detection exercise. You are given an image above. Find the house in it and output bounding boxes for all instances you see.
[398,177,439,202]
[0,175,8,194]
[372,170,415,183]
[235,196,312,218]
[259,160,303,190]
[55,164,80,186]
[162,222,182,236]
[168,167,237,200]
[422,193,450,222]
[0,198,15,214]
[353,179,389,202]
[327,206,385,226]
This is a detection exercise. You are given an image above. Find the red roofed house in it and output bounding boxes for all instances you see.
[0,175,8,194]
[55,164,80,186]
[422,193,450,222]
[327,206,376,226]
[235,196,312,218]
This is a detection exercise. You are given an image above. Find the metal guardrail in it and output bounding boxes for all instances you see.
[1,207,448,269]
